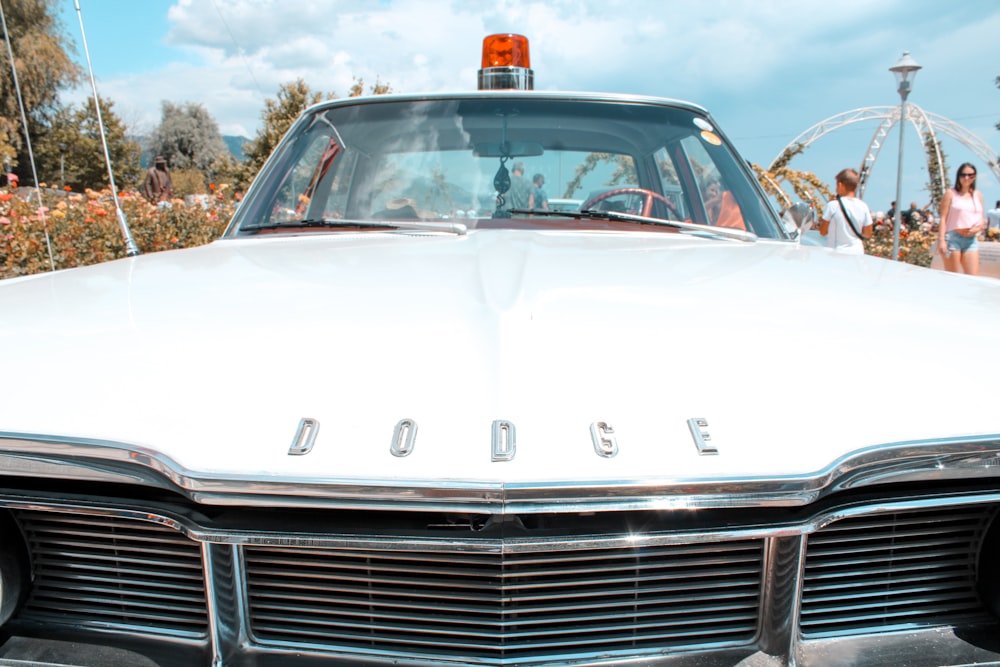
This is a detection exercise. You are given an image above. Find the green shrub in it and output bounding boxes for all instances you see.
[170,169,209,198]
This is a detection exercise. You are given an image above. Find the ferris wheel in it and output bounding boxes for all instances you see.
[768,105,1000,203]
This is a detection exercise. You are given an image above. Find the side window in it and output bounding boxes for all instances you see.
[653,147,687,220]
[677,135,747,231]
[270,133,340,223]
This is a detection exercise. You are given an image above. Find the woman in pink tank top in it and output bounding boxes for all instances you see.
[938,163,985,275]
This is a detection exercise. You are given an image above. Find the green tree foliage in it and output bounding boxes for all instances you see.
[239,78,330,187]
[0,0,81,173]
[348,76,391,98]
[232,77,393,192]
[148,101,228,173]
[33,96,142,192]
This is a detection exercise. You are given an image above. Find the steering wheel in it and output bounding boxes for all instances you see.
[581,187,678,219]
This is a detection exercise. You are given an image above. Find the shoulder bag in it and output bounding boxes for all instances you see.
[836,195,865,240]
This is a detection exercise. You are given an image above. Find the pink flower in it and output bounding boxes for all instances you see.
[0,217,9,225]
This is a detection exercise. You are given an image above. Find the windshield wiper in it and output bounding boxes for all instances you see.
[241,218,467,235]
[509,208,757,242]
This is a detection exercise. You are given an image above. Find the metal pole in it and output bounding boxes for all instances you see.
[891,92,908,261]
[74,0,140,256]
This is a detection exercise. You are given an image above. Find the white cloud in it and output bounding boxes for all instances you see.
[67,0,1000,208]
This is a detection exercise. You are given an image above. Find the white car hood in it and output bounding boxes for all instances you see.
[2,229,999,488]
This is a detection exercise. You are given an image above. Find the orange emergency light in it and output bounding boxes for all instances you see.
[477,33,534,91]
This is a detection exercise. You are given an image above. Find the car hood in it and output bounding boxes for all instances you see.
[2,230,1000,494]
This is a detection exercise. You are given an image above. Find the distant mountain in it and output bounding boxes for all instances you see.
[132,134,251,167]
[223,135,250,161]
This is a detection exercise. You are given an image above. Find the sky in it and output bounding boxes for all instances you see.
[55,0,1000,215]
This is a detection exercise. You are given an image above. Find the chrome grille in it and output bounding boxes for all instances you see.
[15,511,208,636]
[801,506,994,637]
[245,538,764,661]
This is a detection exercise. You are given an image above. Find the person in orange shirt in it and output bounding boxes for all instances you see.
[702,174,745,230]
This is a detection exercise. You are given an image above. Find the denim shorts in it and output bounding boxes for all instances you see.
[946,230,978,253]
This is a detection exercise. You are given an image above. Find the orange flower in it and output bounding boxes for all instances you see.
[63,185,72,192]
[0,193,12,202]
[209,183,216,190]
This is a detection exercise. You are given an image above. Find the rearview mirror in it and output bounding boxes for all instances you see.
[474,141,544,157]
[780,202,815,237]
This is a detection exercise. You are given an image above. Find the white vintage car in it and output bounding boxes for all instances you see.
[0,34,998,667]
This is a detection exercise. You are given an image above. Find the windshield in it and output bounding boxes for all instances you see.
[227,94,784,238]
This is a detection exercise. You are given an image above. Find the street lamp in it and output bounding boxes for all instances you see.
[889,51,921,261]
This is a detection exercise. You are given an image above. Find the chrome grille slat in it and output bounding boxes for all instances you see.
[248,582,762,610]
[801,506,994,637]
[250,591,761,620]
[245,539,764,658]
[15,511,209,637]
[804,555,973,578]
[3,498,995,664]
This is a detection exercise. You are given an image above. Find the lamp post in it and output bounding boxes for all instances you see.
[57,142,67,188]
[889,52,921,261]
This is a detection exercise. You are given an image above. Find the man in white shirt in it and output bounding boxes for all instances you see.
[986,200,1000,233]
[818,168,873,254]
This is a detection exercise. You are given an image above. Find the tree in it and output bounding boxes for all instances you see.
[234,77,394,191]
[0,0,80,173]
[33,96,142,192]
[240,78,330,186]
[148,101,227,173]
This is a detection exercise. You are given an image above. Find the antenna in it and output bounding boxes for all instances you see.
[0,0,55,271]
[73,0,140,256]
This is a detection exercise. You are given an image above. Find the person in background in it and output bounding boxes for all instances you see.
[528,173,549,210]
[143,155,174,204]
[818,168,872,254]
[702,173,745,229]
[902,201,923,230]
[938,163,984,275]
[504,161,531,211]
[985,199,1000,234]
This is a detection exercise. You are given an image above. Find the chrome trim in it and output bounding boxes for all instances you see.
[287,418,318,456]
[202,542,223,667]
[1,432,999,513]
[477,66,533,91]
[1,492,997,550]
[687,417,718,455]
[590,421,619,458]
[390,419,417,457]
[491,419,516,462]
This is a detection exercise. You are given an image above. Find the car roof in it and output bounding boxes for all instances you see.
[299,89,710,117]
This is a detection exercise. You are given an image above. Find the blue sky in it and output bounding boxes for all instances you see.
[57,0,1000,214]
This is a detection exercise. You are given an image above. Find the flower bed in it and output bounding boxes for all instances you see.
[863,222,936,267]
[0,187,236,279]
[2,185,943,279]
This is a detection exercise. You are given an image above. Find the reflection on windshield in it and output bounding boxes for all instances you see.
[230,97,781,239]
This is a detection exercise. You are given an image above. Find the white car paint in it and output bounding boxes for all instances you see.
[2,228,998,490]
